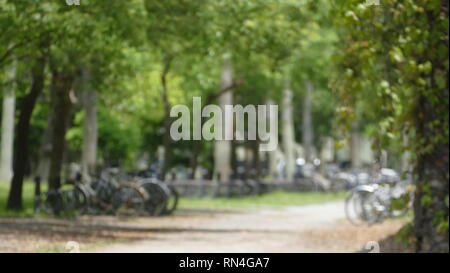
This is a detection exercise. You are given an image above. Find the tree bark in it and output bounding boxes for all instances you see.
[252,138,261,179]
[350,120,361,169]
[35,109,54,182]
[159,56,173,181]
[189,141,201,179]
[412,1,449,253]
[213,59,233,182]
[189,81,239,179]
[302,81,314,163]
[266,99,278,178]
[81,68,98,182]
[413,118,449,253]
[0,57,17,182]
[6,56,46,210]
[47,69,75,190]
[282,85,295,181]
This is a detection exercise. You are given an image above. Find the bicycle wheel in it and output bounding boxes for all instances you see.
[161,184,179,216]
[345,191,366,226]
[362,192,385,224]
[41,192,55,215]
[112,184,147,217]
[138,180,168,216]
[42,190,64,216]
[62,187,88,214]
[345,190,384,225]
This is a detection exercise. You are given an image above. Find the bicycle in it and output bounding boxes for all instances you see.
[39,169,148,217]
[345,179,414,225]
[39,179,87,216]
[80,169,148,217]
[137,178,179,216]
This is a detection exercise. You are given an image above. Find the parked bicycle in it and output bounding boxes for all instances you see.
[345,177,414,225]
[38,169,148,217]
[136,178,179,216]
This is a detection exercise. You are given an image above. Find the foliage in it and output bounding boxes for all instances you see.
[331,0,449,158]
[331,0,449,249]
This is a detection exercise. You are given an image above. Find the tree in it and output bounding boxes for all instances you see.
[0,56,17,182]
[7,42,47,209]
[5,0,147,208]
[80,68,98,182]
[332,0,449,252]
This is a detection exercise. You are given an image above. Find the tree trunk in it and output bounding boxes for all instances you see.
[252,139,261,179]
[47,69,75,190]
[412,1,449,252]
[35,109,54,182]
[413,133,449,253]
[282,85,295,181]
[213,59,233,182]
[189,80,238,179]
[413,83,449,252]
[350,120,361,169]
[230,139,237,179]
[6,57,46,210]
[400,135,411,174]
[266,99,278,178]
[159,56,173,181]
[189,140,201,179]
[81,68,98,182]
[0,57,17,183]
[302,81,314,163]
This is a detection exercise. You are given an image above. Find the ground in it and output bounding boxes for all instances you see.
[0,199,411,253]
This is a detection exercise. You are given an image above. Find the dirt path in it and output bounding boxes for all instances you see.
[90,201,405,253]
[0,201,406,253]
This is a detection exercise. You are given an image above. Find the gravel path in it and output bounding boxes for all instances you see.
[0,201,406,253]
[90,201,405,253]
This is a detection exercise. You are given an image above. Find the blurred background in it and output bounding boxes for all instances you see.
[0,0,448,253]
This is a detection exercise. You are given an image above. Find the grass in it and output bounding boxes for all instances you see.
[0,181,36,218]
[0,181,77,218]
[178,191,346,210]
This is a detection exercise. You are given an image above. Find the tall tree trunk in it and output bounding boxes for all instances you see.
[400,135,411,174]
[6,57,46,210]
[252,138,261,179]
[35,109,54,182]
[0,57,17,183]
[189,80,238,179]
[230,139,237,179]
[302,81,314,163]
[412,1,449,252]
[189,141,201,179]
[213,59,233,182]
[266,99,278,178]
[159,56,173,181]
[47,69,75,190]
[81,68,97,182]
[282,85,295,181]
[413,102,449,252]
[350,120,361,169]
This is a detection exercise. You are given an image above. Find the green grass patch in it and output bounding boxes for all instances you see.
[0,182,37,218]
[0,181,76,218]
[179,191,346,210]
